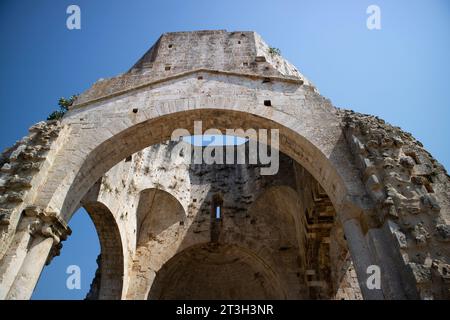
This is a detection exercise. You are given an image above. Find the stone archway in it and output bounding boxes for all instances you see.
[82,201,124,300]
[0,69,381,300]
[148,243,287,300]
[125,188,187,299]
[54,106,361,223]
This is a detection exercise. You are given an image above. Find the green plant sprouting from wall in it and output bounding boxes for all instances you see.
[268,46,281,56]
[47,95,78,120]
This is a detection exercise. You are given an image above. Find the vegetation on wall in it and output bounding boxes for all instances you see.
[47,95,77,120]
[268,46,281,56]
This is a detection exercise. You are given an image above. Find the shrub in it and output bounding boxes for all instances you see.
[47,95,77,120]
[268,47,281,56]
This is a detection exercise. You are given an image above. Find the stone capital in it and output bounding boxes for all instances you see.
[23,205,71,242]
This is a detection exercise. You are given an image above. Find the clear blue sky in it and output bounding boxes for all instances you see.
[0,0,448,299]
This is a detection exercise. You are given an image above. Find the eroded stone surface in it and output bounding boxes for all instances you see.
[339,109,450,299]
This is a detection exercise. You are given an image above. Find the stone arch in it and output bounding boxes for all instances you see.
[125,188,187,299]
[135,188,186,247]
[147,243,287,300]
[56,106,363,222]
[14,72,378,299]
[81,201,124,299]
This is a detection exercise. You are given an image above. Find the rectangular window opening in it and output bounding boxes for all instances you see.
[215,205,221,220]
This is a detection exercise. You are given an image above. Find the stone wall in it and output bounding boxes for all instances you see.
[0,121,63,258]
[78,141,351,299]
[75,30,310,106]
[334,259,363,300]
[339,109,450,299]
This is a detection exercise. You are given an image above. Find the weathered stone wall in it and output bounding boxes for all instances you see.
[339,109,450,299]
[0,121,62,254]
[75,30,311,105]
[80,141,349,299]
[0,131,71,300]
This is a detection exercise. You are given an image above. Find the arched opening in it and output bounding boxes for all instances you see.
[183,134,247,146]
[104,140,358,300]
[57,108,361,223]
[125,188,186,299]
[31,208,99,299]
[136,188,186,246]
[36,94,372,299]
[29,129,364,300]
[82,201,124,300]
[31,200,124,300]
[148,244,286,300]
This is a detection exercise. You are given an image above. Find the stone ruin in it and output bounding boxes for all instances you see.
[0,30,448,300]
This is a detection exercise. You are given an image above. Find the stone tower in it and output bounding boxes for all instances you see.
[0,30,448,300]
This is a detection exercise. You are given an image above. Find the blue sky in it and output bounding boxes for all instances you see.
[0,0,448,299]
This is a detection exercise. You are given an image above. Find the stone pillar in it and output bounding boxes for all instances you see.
[0,222,33,299]
[343,218,384,300]
[6,235,54,299]
[124,247,156,300]
[125,268,156,300]
[0,206,71,300]
[365,221,419,299]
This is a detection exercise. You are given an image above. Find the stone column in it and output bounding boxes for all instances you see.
[0,206,71,300]
[365,221,419,299]
[343,218,384,300]
[125,248,157,300]
[0,220,34,299]
[6,235,54,299]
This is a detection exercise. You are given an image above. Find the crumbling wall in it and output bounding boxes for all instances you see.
[0,121,62,259]
[339,109,450,299]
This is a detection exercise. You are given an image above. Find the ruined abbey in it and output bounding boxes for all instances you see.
[0,30,449,300]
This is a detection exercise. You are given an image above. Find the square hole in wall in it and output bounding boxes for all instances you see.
[264,100,272,106]
[165,65,171,71]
